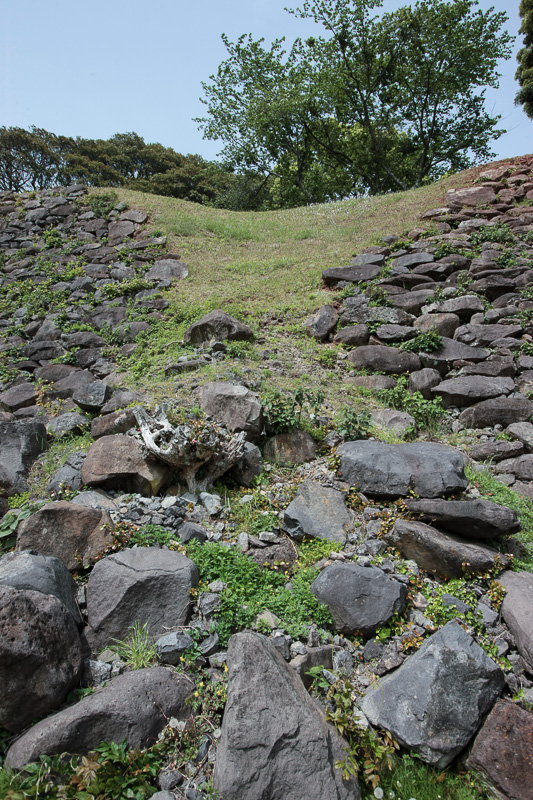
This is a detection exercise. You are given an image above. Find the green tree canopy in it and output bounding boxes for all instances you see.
[198,0,513,206]
[516,0,533,119]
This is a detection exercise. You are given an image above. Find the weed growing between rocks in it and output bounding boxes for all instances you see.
[109,621,158,670]
[376,376,446,432]
[185,541,333,644]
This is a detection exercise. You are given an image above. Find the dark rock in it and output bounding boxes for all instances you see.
[86,547,199,651]
[22,340,66,362]
[370,408,415,436]
[91,306,128,330]
[338,440,467,499]
[0,550,81,625]
[0,420,48,497]
[310,563,407,637]
[0,585,83,732]
[17,501,115,572]
[466,700,533,800]
[145,259,188,281]
[432,375,515,408]
[100,390,147,415]
[282,480,352,544]
[81,434,169,496]
[408,368,442,399]
[43,369,94,401]
[263,429,316,464]
[90,406,138,439]
[322,264,382,286]
[47,411,91,438]
[436,295,485,320]
[389,289,435,315]
[347,345,420,374]
[290,646,334,688]
[468,440,525,463]
[506,421,533,451]
[196,382,262,440]
[500,570,533,670]
[405,498,519,539]
[459,396,533,429]
[47,451,86,495]
[419,337,490,375]
[392,252,434,269]
[305,305,338,340]
[228,442,263,487]
[5,667,192,768]
[0,381,38,411]
[386,518,508,578]
[184,310,254,344]
[454,323,523,347]
[340,305,414,327]
[333,325,369,346]
[156,631,195,665]
[361,621,504,767]
[179,522,208,544]
[72,382,112,412]
[213,632,360,800]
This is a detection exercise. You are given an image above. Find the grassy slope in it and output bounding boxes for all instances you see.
[110,164,497,403]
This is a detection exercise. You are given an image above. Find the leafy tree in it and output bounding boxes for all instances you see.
[0,127,62,192]
[198,0,513,205]
[516,0,533,119]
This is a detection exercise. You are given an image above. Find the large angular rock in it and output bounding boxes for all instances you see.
[339,305,414,327]
[184,310,254,344]
[0,585,83,732]
[413,313,461,338]
[0,381,38,411]
[213,632,360,800]
[361,621,504,767]
[347,345,420,374]
[310,563,407,637]
[338,441,467,499]
[17,501,114,572]
[90,406,138,439]
[500,570,533,670]
[495,453,533,481]
[282,480,352,544]
[0,420,48,497]
[432,376,515,408]
[263,429,316,464]
[0,550,81,625]
[86,547,199,651]
[386,518,509,578]
[196,382,263,440]
[454,323,523,347]
[419,337,490,375]
[466,700,533,800]
[405,498,520,539]
[81,434,169,496]
[459,396,533,429]
[145,259,188,281]
[322,263,382,286]
[436,295,485,320]
[5,667,192,769]
[446,186,497,207]
[72,381,112,412]
[305,305,338,340]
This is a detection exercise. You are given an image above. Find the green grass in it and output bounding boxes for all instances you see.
[370,754,490,800]
[465,464,533,571]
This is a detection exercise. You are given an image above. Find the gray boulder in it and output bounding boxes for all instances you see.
[459,396,533,429]
[495,454,533,481]
[184,310,254,344]
[282,480,352,544]
[17,501,115,572]
[5,667,192,769]
[432,376,515,408]
[81,434,169,496]
[305,304,338,340]
[361,621,504,768]
[405,498,520,539]
[386,519,508,578]
[0,550,81,625]
[72,382,112,412]
[310,563,407,637]
[86,547,199,651]
[0,420,48,497]
[213,632,360,800]
[338,441,467,499]
[322,262,382,286]
[46,411,91,438]
[419,337,490,375]
[0,585,83,732]
[347,345,420,374]
[196,382,262,440]
[46,451,86,495]
[500,570,533,670]
[263,429,316,464]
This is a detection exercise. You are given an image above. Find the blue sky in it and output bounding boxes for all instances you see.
[0,0,530,164]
